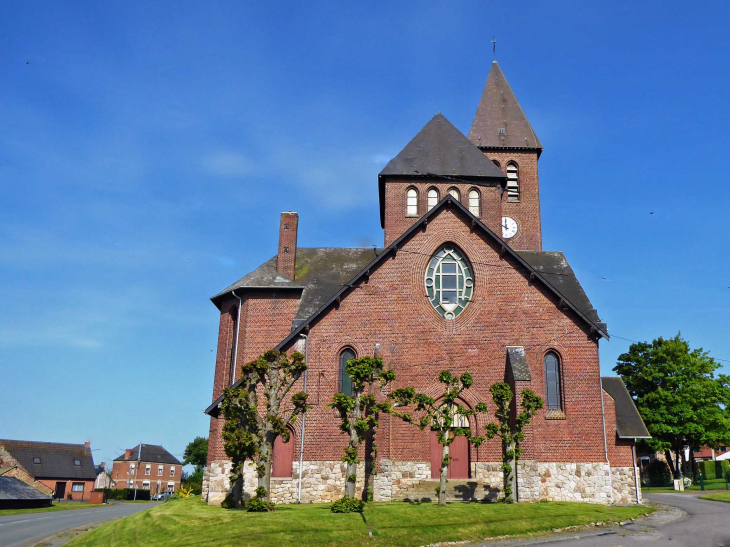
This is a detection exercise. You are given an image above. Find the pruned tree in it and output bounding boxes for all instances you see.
[615,334,730,479]
[485,382,543,503]
[220,349,309,509]
[329,355,395,508]
[389,371,488,506]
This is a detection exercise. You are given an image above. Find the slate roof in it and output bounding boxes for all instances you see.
[468,61,542,151]
[378,113,505,227]
[206,195,608,417]
[0,440,96,480]
[0,476,51,501]
[515,251,605,331]
[380,113,507,179]
[601,377,651,439]
[113,444,182,465]
[211,248,381,328]
[507,346,532,381]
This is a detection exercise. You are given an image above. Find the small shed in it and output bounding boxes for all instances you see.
[0,476,52,509]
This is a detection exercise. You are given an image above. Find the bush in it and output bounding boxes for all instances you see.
[246,497,275,512]
[220,493,236,509]
[698,460,721,480]
[331,496,364,513]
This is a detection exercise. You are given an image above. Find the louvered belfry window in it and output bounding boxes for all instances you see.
[406,188,418,217]
[544,352,562,410]
[427,189,439,211]
[468,190,480,217]
[506,163,519,201]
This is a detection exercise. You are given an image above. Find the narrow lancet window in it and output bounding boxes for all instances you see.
[507,163,519,201]
[406,188,418,217]
[468,189,480,217]
[427,188,439,211]
[544,351,562,410]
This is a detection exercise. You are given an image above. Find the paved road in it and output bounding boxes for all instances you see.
[0,503,158,547]
[480,493,730,547]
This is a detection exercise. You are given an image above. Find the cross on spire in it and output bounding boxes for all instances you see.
[491,36,496,60]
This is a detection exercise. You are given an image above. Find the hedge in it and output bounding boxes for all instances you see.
[697,460,730,481]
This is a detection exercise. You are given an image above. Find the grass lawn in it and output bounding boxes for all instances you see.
[699,492,730,503]
[67,498,652,547]
[643,478,729,494]
[0,502,110,518]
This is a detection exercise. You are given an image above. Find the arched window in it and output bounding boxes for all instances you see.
[425,245,474,320]
[406,188,418,217]
[492,159,501,169]
[468,189,480,217]
[339,348,355,396]
[448,187,460,201]
[544,351,562,410]
[229,307,239,385]
[427,188,439,211]
[506,162,519,202]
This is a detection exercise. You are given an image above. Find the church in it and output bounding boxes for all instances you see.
[201,61,650,505]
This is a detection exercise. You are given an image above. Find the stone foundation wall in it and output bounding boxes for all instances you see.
[611,466,640,504]
[203,459,639,506]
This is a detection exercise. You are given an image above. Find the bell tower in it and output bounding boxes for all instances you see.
[468,61,543,251]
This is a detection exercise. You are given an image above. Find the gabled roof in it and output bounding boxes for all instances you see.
[468,61,542,151]
[379,113,506,227]
[601,377,651,439]
[206,194,608,417]
[0,440,96,480]
[0,476,51,501]
[114,444,181,465]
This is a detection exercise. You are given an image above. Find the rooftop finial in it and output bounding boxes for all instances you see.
[492,36,496,61]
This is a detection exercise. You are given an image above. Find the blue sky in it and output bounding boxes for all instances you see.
[2,1,729,469]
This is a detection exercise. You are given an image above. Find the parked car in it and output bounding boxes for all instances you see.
[152,492,171,501]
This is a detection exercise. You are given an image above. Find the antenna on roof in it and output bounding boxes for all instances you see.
[492,36,496,61]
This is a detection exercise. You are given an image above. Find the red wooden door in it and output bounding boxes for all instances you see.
[272,432,295,478]
[430,431,470,479]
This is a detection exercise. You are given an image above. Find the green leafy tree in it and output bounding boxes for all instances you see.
[329,355,395,506]
[484,383,543,503]
[389,371,488,506]
[221,349,309,508]
[614,334,730,479]
[183,437,208,474]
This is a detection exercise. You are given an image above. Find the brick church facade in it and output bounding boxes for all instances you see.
[201,62,649,505]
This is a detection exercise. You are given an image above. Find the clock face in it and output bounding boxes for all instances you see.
[502,217,518,239]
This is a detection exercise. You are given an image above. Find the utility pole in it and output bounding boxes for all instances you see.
[133,443,141,501]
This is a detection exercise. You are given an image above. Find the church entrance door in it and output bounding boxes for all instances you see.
[430,430,470,479]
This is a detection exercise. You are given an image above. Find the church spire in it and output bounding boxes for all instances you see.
[468,61,542,151]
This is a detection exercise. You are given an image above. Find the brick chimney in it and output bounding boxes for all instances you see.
[101,462,105,468]
[277,212,298,280]
[85,441,91,448]
[125,448,132,459]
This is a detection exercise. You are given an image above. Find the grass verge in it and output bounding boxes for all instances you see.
[67,498,652,547]
[699,492,730,503]
[0,503,110,517]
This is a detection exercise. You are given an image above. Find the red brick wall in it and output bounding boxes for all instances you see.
[0,446,53,496]
[207,290,302,464]
[603,390,636,467]
[110,460,181,493]
[208,204,606,470]
[483,150,541,251]
[383,179,503,246]
[38,478,94,500]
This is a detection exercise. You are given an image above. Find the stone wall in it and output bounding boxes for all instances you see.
[203,459,641,506]
[611,466,640,505]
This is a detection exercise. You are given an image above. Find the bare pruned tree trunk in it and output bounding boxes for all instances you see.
[344,392,362,499]
[507,439,517,502]
[439,441,449,506]
[258,439,274,502]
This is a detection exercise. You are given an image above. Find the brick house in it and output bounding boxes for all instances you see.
[201,61,650,505]
[111,444,182,494]
[0,440,96,500]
